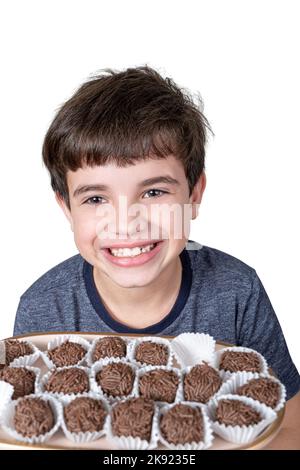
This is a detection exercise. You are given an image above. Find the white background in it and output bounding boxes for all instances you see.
[0,0,299,369]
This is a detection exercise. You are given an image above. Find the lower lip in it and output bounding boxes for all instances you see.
[101,241,164,267]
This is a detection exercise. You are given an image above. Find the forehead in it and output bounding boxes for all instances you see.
[67,155,187,193]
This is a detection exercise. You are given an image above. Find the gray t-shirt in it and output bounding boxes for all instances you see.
[13,240,300,399]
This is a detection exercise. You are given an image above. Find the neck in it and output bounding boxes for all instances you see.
[93,256,182,329]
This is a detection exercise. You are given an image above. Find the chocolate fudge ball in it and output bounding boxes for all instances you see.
[48,341,87,367]
[45,368,89,394]
[0,367,36,399]
[219,351,262,373]
[236,377,281,409]
[184,363,222,403]
[215,399,261,426]
[92,337,127,362]
[134,341,169,366]
[111,397,155,441]
[160,404,204,445]
[64,397,107,433]
[1,339,33,366]
[96,362,135,398]
[14,397,55,438]
[139,369,179,403]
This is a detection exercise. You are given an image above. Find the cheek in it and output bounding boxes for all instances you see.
[72,213,99,247]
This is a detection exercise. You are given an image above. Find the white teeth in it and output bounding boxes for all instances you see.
[109,243,156,257]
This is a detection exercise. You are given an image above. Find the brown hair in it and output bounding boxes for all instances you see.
[42,65,213,207]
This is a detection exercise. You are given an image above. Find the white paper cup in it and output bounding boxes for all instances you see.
[135,365,183,405]
[171,333,216,368]
[181,362,224,404]
[213,371,286,412]
[106,398,159,450]
[158,401,214,450]
[3,365,41,400]
[1,393,63,444]
[60,391,110,443]
[37,365,92,398]
[127,336,173,368]
[214,346,269,380]
[207,393,277,444]
[1,339,41,367]
[90,357,138,402]
[41,335,91,369]
[0,380,14,418]
[86,336,130,366]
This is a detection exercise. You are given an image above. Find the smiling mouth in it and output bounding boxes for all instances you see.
[107,242,159,258]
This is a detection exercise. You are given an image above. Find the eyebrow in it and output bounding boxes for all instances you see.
[73,175,180,198]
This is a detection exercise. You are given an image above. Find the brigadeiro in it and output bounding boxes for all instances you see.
[219,350,262,373]
[0,366,37,399]
[14,396,55,438]
[160,403,204,445]
[183,363,222,403]
[63,397,107,433]
[1,339,33,367]
[44,367,90,395]
[111,397,155,442]
[92,337,127,363]
[134,341,169,366]
[47,340,87,367]
[95,362,135,398]
[139,368,179,403]
[215,398,261,426]
[236,377,281,409]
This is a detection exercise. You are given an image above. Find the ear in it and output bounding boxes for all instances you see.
[55,193,74,232]
[189,171,206,220]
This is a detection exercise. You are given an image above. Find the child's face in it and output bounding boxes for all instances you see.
[58,155,206,288]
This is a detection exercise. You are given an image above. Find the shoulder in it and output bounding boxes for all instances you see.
[186,241,257,287]
[20,254,85,303]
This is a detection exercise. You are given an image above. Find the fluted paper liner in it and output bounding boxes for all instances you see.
[214,346,269,380]
[127,336,173,368]
[86,335,131,366]
[158,401,214,450]
[41,334,91,369]
[37,365,92,398]
[170,333,215,368]
[1,393,63,444]
[90,357,138,403]
[60,391,110,443]
[2,339,41,367]
[207,393,277,444]
[0,381,14,418]
[134,365,183,405]
[106,399,159,450]
[213,371,286,412]
[181,362,224,404]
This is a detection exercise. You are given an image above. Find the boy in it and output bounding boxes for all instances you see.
[14,66,300,411]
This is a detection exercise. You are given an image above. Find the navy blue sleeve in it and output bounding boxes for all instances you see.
[237,271,300,400]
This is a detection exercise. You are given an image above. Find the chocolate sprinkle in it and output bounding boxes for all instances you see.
[96,362,135,398]
[14,397,55,438]
[135,341,169,366]
[160,404,204,445]
[139,369,179,403]
[216,399,261,426]
[236,377,281,409]
[184,363,222,403]
[0,367,36,399]
[64,397,107,433]
[219,351,262,373]
[92,337,127,362]
[48,341,86,367]
[2,339,33,365]
[111,397,154,441]
[45,368,89,394]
